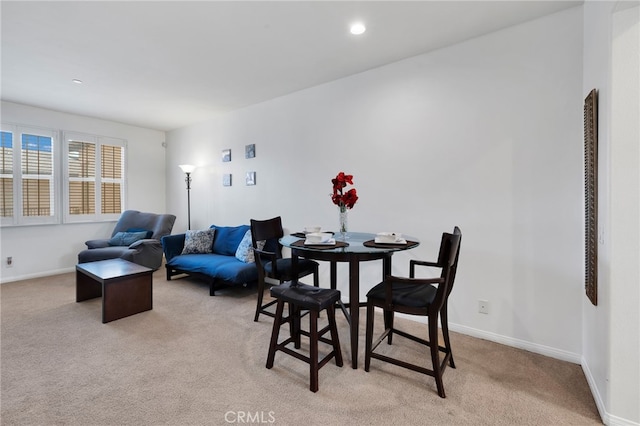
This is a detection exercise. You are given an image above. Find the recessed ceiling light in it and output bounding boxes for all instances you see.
[350,22,366,35]
[72,79,83,84]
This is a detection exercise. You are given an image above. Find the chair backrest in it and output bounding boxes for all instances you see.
[431,230,462,311]
[250,216,286,282]
[112,210,176,240]
[250,216,284,257]
[446,226,462,299]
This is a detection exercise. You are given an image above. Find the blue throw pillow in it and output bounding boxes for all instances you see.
[126,227,153,239]
[211,225,250,256]
[108,231,149,246]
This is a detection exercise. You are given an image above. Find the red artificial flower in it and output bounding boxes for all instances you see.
[331,172,358,210]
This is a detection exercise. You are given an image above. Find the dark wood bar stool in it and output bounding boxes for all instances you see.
[266,281,343,392]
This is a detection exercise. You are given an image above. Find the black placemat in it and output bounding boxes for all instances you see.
[363,239,419,249]
[291,240,349,250]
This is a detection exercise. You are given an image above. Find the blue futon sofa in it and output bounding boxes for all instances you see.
[161,224,276,296]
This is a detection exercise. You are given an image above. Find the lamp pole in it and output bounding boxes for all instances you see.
[179,165,196,230]
[184,172,192,230]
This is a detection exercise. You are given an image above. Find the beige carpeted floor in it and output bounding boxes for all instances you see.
[1,269,601,425]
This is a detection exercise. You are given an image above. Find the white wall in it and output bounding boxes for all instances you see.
[609,5,639,422]
[582,2,614,420]
[582,2,640,425]
[610,3,640,424]
[166,7,585,361]
[0,101,167,282]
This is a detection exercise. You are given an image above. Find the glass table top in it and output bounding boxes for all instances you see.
[280,232,419,254]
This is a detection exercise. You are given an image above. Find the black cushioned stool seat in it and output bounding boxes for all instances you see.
[266,281,343,392]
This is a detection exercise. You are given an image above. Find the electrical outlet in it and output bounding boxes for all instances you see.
[6,256,13,268]
[478,299,489,314]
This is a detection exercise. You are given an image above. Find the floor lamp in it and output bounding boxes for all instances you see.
[179,164,196,230]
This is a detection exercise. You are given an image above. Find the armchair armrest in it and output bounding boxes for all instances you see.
[129,238,161,250]
[409,259,441,278]
[161,234,186,262]
[253,247,279,276]
[85,239,110,249]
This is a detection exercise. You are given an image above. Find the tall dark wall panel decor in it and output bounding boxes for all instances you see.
[584,89,598,306]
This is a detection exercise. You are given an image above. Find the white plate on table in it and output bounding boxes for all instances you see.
[374,237,407,244]
[305,238,336,246]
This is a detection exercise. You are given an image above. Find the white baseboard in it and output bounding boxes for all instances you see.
[605,413,640,426]
[0,267,75,284]
[581,358,609,425]
[448,322,582,364]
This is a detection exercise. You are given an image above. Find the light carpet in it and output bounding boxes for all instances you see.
[1,269,601,425]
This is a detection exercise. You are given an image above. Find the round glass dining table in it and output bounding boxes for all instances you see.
[279,231,420,369]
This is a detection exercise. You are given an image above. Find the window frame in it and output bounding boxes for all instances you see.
[63,131,127,224]
[0,123,59,226]
[0,123,128,227]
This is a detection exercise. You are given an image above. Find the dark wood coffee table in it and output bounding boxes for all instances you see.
[76,259,153,323]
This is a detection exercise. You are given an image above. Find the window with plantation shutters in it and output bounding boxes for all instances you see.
[0,124,126,227]
[21,133,54,217]
[64,132,125,223]
[1,125,57,226]
[0,131,14,218]
[101,144,123,214]
[68,140,96,215]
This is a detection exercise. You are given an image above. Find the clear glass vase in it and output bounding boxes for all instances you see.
[338,206,348,240]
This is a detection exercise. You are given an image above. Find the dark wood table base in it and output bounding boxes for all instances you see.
[282,232,420,369]
[76,259,153,323]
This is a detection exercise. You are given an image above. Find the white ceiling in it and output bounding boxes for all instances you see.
[1,1,581,132]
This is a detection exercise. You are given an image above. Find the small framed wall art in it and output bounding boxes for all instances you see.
[245,144,255,159]
[222,149,231,162]
[223,174,232,187]
[245,171,256,186]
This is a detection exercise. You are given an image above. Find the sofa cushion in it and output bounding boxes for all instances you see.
[235,229,265,263]
[108,231,149,246]
[181,229,216,254]
[211,225,250,256]
[167,253,259,284]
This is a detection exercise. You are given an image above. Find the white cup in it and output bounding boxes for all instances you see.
[304,225,321,234]
[306,232,332,243]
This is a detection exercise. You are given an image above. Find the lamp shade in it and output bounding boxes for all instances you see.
[179,164,196,174]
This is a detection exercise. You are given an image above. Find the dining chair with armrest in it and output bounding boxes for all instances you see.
[364,227,461,398]
[408,226,462,368]
[250,216,320,322]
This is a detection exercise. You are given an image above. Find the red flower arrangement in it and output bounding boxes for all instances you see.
[331,172,358,211]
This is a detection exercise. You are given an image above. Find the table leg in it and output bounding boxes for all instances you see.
[291,254,298,284]
[382,255,394,338]
[349,259,359,369]
[102,274,152,323]
[330,261,337,290]
[332,260,351,325]
[76,270,102,302]
[383,255,392,279]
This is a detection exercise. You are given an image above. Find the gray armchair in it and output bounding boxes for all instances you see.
[78,210,177,270]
